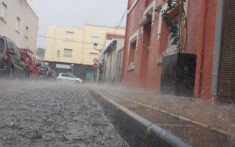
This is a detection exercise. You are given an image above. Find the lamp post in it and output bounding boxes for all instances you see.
[93,43,98,49]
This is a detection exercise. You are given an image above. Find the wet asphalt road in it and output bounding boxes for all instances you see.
[0,80,129,147]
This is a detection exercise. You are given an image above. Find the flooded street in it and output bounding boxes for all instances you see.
[0,81,129,147]
[0,0,234,146]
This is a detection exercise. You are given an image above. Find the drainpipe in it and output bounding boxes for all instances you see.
[121,12,129,82]
[194,0,208,97]
[211,0,225,102]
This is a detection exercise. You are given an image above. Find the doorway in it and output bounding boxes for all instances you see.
[140,20,151,87]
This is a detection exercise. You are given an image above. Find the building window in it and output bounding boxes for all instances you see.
[65,31,74,40]
[25,26,29,39]
[127,30,139,71]
[0,2,7,20]
[89,53,98,61]
[140,6,153,50]
[64,49,72,58]
[128,40,137,71]
[143,19,152,50]
[90,36,99,45]
[163,15,180,56]
[129,40,137,64]
[16,17,21,33]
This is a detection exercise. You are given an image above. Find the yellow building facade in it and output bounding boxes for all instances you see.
[44,24,125,65]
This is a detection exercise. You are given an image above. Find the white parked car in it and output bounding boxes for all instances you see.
[57,73,83,84]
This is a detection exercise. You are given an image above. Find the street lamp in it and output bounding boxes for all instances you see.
[93,43,98,49]
[57,50,60,58]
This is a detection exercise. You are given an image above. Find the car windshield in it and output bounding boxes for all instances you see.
[69,74,75,78]
[0,0,234,147]
[40,67,47,72]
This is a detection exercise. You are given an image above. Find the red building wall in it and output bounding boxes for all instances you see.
[122,0,172,90]
[122,0,218,99]
[122,0,153,88]
[187,0,217,98]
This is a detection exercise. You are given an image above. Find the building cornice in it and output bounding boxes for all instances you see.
[25,0,39,19]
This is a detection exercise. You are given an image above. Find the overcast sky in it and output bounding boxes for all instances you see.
[27,0,127,48]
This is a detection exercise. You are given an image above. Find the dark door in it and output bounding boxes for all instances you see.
[217,0,235,102]
[160,53,196,97]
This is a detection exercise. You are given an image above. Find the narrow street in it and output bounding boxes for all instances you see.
[0,0,234,146]
[0,80,129,147]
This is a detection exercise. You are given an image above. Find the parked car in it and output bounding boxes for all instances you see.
[19,49,31,77]
[28,53,40,79]
[19,49,41,79]
[57,73,83,84]
[39,66,51,79]
[0,36,26,79]
[50,69,57,80]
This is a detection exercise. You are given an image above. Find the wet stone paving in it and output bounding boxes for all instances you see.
[0,81,129,147]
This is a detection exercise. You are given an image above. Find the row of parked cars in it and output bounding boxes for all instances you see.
[0,36,54,79]
[1,36,83,83]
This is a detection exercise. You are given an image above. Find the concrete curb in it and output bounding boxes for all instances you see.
[90,90,191,147]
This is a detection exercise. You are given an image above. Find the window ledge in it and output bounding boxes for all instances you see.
[65,39,74,41]
[15,30,20,34]
[0,16,6,23]
[162,46,179,57]
[128,62,135,71]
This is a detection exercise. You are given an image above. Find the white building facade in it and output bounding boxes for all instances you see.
[98,39,124,83]
[0,0,38,52]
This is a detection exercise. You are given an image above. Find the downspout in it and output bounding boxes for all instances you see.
[194,0,208,97]
[121,12,129,82]
[211,0,225,102]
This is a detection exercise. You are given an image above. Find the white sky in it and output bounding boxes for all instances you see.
[27,0,127,48]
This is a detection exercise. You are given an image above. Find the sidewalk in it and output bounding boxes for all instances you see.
[88,84,235,147]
